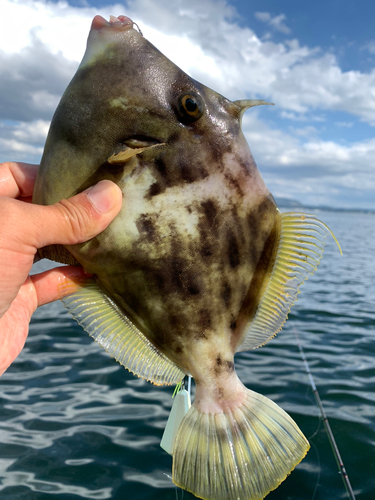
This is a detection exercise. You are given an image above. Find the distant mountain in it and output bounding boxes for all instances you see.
[274,197,375,214]
[274,197,305,209]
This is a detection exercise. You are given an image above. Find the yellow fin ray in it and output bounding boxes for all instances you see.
[237,212,341,352]
[59,277,185,385]
[172,388,309,500]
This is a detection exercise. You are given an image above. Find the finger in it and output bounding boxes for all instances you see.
[30,265,89,307]
[1,180,123,252]
[0,162,39,199]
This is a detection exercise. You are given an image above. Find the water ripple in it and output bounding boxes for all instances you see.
[0,212,374,499]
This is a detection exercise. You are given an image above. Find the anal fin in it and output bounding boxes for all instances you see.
[58,276,185,385]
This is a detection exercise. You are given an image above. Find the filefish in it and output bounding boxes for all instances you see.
[33,15,339,500]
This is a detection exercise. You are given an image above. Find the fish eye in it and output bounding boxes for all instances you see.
[176,92,204,124]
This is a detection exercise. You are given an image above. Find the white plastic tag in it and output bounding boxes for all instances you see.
[160,388,191,456]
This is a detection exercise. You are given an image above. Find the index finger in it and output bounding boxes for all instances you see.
[0,162,39,200]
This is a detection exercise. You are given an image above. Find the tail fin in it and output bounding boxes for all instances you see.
[172,387,309,500]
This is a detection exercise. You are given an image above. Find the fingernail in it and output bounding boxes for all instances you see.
[86,180,118,214]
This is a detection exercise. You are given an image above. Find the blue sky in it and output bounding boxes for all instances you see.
[1,0,375,208]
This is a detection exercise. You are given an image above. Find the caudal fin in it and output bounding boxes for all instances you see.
[172,387,309,500]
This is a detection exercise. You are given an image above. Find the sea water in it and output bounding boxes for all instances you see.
[0,211,374,499]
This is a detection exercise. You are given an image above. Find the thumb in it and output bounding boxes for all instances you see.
[22,180,122,250]
[38,180,123,248]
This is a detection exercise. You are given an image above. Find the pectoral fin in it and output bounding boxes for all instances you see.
[58,276,185,385]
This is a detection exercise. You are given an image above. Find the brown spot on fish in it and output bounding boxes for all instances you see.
[221,281,232,307]
[214,355,235,376]
[198,309,211,330]
[201,199,218,228]
[155,157,168,178]
[227,228,240,268]
[178,156,195,183]
[225,360,234,372]
[188,281,201,295]
[147,181,164,197]
[214,355,223,375]
[224,171,244,197]
[235,151,256,177]
[178,157,208,184]
[257,196,275,219]
[199,239,214,258]
[136,214,157,242]
[248,211,260,241]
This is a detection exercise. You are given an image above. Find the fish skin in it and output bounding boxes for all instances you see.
[32,15,309,500]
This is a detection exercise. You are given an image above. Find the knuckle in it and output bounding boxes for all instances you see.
[0,198,34,252]
[54,198,93,243]
[0,200,13,239]
[0,198,21,233]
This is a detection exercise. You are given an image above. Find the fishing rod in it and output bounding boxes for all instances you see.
[294,329,356,500]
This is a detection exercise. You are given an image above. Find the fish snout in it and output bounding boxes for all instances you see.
[91,15,135,32]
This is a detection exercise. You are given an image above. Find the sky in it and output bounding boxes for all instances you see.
[1,0,375,209]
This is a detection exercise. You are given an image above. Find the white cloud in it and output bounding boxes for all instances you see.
[0,119,49,160]
[362,41,375,55]
[255,12,291,35]
[13,120,50,143]
[335,121,353,128]
[0,0,95,61]
[280,111,326,122]
[242,109,375,200]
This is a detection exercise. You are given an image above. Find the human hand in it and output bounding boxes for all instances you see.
[0,161,122,376]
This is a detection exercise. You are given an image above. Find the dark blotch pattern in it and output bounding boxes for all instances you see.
[199,309,212,330]
[201,199,218,228]
[221,282,232,308]
[136,214,157,242]
[148,182,163,197]
[214,354,235,375]
[224,172,244,198]
[227,229,240,268]
[155,157,168,178]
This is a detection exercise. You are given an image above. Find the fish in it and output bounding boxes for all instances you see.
[32,14,340,500]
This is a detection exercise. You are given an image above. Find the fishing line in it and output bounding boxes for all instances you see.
[294,329,356,500]
[307,409,325,500]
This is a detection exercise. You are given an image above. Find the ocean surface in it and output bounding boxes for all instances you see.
[0,210,374,500]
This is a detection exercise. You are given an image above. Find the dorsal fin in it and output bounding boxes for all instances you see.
[237,212,341,352]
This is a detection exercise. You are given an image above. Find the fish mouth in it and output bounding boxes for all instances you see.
[107,136,166,165]
[123,136,161,148]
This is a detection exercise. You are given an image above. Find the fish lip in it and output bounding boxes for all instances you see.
[123,136,161,149]
[91,15,136,33]
[107,136,166,165]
